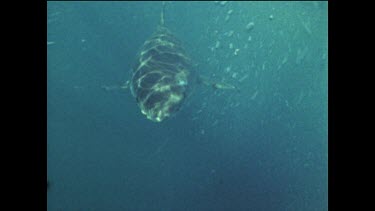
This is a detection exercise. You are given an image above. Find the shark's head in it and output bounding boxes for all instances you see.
[132,69,189,122]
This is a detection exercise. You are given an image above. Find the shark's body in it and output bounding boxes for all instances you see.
[123,2,237,122]
[130,3,194,122]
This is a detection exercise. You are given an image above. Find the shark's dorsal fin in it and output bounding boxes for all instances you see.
[160,1,166,26]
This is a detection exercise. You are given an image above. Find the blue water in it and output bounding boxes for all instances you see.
[47,1,328,211]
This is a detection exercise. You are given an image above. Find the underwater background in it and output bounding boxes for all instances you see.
[47,1,328,211]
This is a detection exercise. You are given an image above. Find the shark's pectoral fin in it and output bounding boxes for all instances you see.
[198,75,240,92]
[102,80,130,92]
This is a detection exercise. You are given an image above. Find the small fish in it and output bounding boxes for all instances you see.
[245,22,255,31]
[251,90,258,100]
[238,74,249,82]
[220,1,228,6]
[234,48,240,55]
